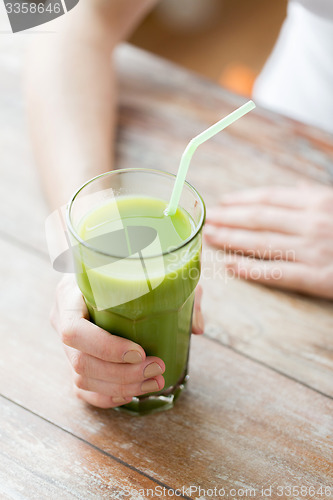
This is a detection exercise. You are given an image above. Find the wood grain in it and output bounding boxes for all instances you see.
[200,247,333,397]
[2,43,332,398]
[0,396,184,500]
[114,45,333,192]
[1,42,333,498]
[113,46,333,398]
[0,239,332,496]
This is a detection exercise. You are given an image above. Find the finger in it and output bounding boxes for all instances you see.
[54,277,146,363]
[192,285,204,335]
[205,205,305,235]
[50,276,88,333]
[65,345,165,384]
[54,275,89,324]
[219,186,309,209]
[73,373,165,399]
[204,225,303,261]
[224,255,320,295]
[74,387,133,409]
[61,317,146,364]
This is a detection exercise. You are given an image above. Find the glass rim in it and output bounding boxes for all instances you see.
[66,168,206,259]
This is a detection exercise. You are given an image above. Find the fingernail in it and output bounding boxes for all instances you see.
[112,396,129,404]
[143,362,163,378]
[141,379,159,393]
[123,350,143,364]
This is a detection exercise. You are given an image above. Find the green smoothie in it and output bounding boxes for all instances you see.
[72,194,202,414]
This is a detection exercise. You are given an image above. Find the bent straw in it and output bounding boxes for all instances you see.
[165,100,256,216]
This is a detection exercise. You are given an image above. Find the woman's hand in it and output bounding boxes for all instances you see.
[50,276,204,408]
[204,184,333,299]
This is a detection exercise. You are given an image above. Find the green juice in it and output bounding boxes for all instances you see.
[73,195,202,414]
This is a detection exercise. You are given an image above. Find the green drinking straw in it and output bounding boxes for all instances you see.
[165,100,256,216]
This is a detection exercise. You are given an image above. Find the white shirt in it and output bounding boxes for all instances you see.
[253,0,333,134]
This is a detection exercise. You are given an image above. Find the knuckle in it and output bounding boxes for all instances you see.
[61,324,74,346]
[74,374,86,390]
[60,317,80,347]
[117,384,129,399]
[307,215,331,238]
[119,369,128,387]
[314,244,332,264]
[119,363,138,386]
[72,352,86,375]
[117,385,126,399]
[73,386,83,400]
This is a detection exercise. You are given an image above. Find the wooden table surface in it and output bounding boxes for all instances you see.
[1,43,333,500]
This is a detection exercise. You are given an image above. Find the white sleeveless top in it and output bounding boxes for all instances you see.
[253,0,333,134]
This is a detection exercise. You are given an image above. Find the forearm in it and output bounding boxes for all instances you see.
[26,0,157,210]
[26,26,115,209]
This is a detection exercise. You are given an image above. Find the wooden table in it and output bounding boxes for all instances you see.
[1,43,333,499]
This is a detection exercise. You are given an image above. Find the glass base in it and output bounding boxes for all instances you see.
[114,373,189,416]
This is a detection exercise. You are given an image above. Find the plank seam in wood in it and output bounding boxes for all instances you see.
[0,394,194,500]
[1,226,331,403]
[205,335,333,401]
[0,229,49,261]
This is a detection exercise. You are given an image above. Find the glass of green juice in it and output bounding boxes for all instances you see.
[67,168,205,415]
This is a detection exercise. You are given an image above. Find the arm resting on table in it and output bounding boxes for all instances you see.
[26,0,158,209]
